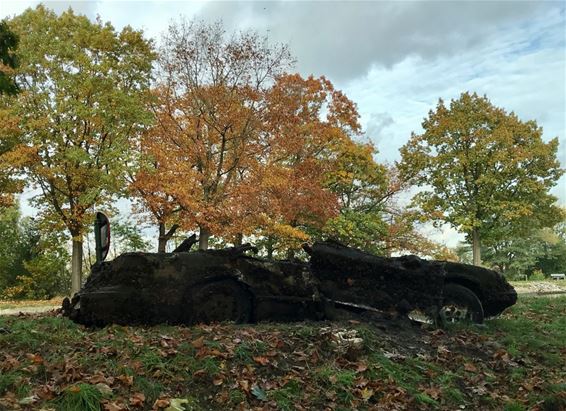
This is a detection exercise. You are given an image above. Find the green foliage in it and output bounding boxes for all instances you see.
[399,92,563,262]
[0,204,69,299]
[2,6,156,237]
[0,206,25,288]
[454,243,473,264]
[1,5,156,292]
[322,210,387,255]
[56,383,103,411]
[109,217,150,257]
[480,219,566,279]
[0,20,19,95]
[529,269,545,281]
[318,140,391,254]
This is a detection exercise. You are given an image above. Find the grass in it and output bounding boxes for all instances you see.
[56,383,104,411]
[0,295,564,410]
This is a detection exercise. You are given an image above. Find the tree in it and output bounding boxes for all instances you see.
[131,20,293,251]
[109,217,151,258]
[535,225,566,275]
[0,20,23,207]
[480,210,566,278]
[0,20,19,95]
[399,92,563,265]
[256,74,363,257]
[321,139,389,254]
[0,204,69,299]
[0,105,27,208]
[0,206,24,289]
[2,6,155,293]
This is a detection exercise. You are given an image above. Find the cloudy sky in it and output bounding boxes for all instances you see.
[2,0,565,246]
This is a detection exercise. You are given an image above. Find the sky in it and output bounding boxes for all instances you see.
[1,0,565,248]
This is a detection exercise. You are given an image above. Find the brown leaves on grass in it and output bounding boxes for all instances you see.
[1,299,565,411]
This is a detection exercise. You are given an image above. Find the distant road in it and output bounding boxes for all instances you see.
[0,305,59,316]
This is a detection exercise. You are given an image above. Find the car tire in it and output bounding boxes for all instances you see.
[439,283,484,325]
[184,279,253,325]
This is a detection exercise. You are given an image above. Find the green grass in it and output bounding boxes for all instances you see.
[56,384,104,411]
[0,296,564,410]
[269,379,302,410]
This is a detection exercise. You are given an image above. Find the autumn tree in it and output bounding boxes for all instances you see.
[2,6,155,293]
[399,92,563,265]
[320,142,438,258]
[255,74,364,257]
[132,20,293,250]
[0,20,22,207]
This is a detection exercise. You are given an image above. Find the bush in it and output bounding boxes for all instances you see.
[0,206,70,299]
[529,269,546,281]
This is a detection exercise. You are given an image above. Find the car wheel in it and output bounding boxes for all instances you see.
[439,283,484,325]
[184,279,253,325]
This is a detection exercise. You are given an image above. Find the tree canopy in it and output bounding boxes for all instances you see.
[0,20,19,95]
[131,20,371,255]
[399,92,563,265]
[0,20,22,207]
[1,6,155,293]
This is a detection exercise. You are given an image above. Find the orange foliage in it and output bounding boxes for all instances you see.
[132,74,363,247]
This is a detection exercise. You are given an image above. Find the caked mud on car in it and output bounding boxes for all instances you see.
[63,219,516,327]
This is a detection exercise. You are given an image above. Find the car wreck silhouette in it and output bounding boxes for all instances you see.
[62,225,517,327]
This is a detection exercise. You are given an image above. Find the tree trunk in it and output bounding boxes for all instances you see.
[199,226,210,250]
[158,223,167,253]
[71,238,83,295]
[472,228,482,266]
[158,222,179,253]
[234,233,243,246]
[286,248,295,260]
[266,236,274,260]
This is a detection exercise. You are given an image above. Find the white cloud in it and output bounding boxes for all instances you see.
[344,5,565,202]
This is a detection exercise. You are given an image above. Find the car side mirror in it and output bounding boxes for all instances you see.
[94,212,110,263]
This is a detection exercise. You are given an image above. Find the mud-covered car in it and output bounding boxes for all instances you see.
[63,240,516,326]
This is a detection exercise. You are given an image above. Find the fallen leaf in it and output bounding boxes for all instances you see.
[26,353,44,364]
[67,385,81,393]
[103,401,127,411]
[129,392,146,407]
[165,398,189,411]
[153,398,170,409]
[464,362,477,372]
[356,362,368,373]
[251,385,268,401]
[360,387,374,401]
[191,336,205,349]
[192,369,206,378]
[239,379,250,394]
[424,386,441,400]
[95,383,113,396]
[253,356,270,366]
[18,395,38,405]
[117,374,134,386]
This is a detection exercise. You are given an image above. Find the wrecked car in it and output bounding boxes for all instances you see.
[63,229,516,327]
